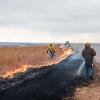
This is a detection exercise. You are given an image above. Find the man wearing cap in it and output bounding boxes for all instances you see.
[82,42,96,80]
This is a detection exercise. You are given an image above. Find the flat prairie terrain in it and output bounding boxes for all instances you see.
[0,46,65,74]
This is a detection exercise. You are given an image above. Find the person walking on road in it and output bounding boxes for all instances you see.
[82,42,96,80]
[47,43,56,59]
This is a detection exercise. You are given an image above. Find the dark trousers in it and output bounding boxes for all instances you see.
[85,63,94,79]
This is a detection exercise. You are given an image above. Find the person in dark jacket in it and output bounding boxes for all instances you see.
[82,42,96,80]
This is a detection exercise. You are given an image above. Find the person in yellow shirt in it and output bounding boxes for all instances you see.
[47,43,56,59]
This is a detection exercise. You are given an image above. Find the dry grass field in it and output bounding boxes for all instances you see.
[0,46,64,74]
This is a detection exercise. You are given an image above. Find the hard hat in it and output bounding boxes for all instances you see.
[49,43,52,46]
[85,42,91,47]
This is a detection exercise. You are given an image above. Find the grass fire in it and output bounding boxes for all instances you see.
[0,46,73,78]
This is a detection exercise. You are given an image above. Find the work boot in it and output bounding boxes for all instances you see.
[89,76,94,80]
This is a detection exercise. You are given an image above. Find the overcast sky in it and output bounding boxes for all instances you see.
[0,0,100,43]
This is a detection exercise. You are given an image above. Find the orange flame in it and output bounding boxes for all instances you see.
[0,48,73,79]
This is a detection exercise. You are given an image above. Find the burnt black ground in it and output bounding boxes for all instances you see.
[0,54,89,100]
